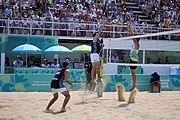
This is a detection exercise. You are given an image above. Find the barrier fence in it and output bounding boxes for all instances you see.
[0,18,179,40]
[0,68,180,92]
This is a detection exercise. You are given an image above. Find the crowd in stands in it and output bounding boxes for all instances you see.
[0,0,179,39]
[0,0,153,37]
[138,0,180,28]
[0,0,136,24]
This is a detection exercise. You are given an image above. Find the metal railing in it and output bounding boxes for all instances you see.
[0,18,179,40]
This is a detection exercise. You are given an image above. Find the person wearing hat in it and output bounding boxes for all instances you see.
[46,60,73,112]
[13,55,23,67]
[41,59,50,68]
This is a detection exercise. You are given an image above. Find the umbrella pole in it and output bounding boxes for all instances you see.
[58,53,60,65]
[26,52,27,67]
[84,52,85,63]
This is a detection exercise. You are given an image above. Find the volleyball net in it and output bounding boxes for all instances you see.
[103,28,180,75]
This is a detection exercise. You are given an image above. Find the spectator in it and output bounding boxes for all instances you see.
[73,58,79,62]
[80,53,84,62]
[164,18,170,29]
[111,52,119,63]
[5,57,10,66]
[150,72,161,93]
[4,6,12,18]
[146,58,152,64]
[13,55,23,67]
[155,58,161,64]
[51,58,61,68]
[65,57,70,61]
[41,59,50,68]
[165,57,170,64]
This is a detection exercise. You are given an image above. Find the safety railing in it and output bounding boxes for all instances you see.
[0,18,179,40]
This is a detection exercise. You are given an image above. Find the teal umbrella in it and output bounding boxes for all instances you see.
[71,44,91,52]
[44,45,72,53]
[44,45,72,65]
[12,43,41,53]
[12,43,42,67]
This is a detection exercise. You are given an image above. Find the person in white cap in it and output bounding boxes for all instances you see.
[13,55,23,67]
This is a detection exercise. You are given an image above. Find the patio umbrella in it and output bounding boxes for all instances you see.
[44,45,72,65]
[71,44,91,52]
[44,45,72,53]
[71,44,91,62]
[12,43,42,67]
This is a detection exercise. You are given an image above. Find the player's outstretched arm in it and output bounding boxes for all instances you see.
[128,24,134,36]
[128,24,139,49]
[93,19,108,42]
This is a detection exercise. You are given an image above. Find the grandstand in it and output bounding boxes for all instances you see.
[0,0,179,37]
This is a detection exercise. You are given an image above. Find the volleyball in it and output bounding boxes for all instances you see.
[112,19,119,24]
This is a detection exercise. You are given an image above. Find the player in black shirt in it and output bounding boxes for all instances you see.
[46,60,73,112]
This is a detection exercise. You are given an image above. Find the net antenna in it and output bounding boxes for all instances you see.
[112,29,180,41]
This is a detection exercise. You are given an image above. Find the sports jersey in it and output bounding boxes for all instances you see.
[91,40,100,54]
[51,68,66,88]
[129,44,139,62]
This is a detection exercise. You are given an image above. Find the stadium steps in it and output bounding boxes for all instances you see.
[125,2,154,25]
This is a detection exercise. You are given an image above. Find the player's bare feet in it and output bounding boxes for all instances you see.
[44,108,53,113]
[130,85,136,91]
[60,108,67,113]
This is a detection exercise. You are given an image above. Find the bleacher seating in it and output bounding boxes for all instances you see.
[0,0,179,40]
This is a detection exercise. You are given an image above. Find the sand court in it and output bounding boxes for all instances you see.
[0,91,180,120]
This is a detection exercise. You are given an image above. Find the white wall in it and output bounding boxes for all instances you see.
[103,39,180,51]
[142,66,169,75]
[103,63,170,75]
[103,64,118,74]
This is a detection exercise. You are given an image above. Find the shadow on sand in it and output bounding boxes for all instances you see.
[118,103,129,108]
[43,109,66,115]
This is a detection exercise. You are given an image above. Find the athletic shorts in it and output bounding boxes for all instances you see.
[51,87,68,94]
[90,53,99,63]
[129,59,138,69]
